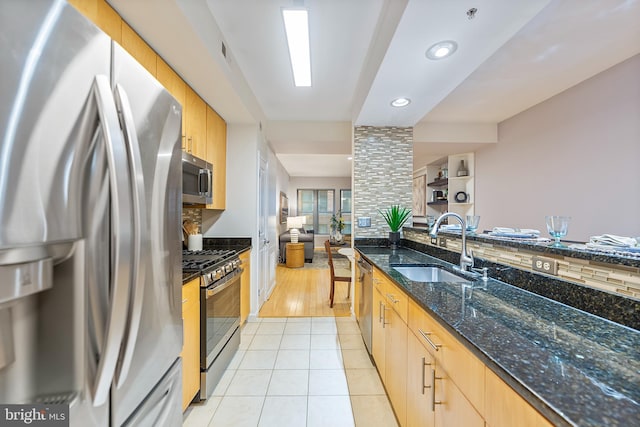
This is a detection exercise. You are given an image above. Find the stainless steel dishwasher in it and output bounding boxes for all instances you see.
[357,257,373,355]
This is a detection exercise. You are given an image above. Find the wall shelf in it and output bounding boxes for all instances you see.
[427,178,448,188]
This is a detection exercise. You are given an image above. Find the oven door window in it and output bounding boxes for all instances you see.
[204,272,240,367]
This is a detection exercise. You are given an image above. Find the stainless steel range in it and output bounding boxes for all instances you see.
[182,249,242,400]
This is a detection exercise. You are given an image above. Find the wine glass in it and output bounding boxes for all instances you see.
[545,216,571,247]
[466,215,480,234]
[426,215,435,231]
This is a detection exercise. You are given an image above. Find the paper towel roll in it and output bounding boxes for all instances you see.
[188,234,203,251]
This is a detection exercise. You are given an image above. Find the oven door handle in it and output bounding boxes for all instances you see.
[206,269,242,299]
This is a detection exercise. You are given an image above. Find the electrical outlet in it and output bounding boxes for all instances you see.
[430,237,438,245]
[438,238,447,248]
[532,256,558,275]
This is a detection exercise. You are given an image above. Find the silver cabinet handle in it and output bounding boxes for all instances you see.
[418,329,442,352]
[432,369,443,412]
[182,299,188,304]
[421,356,432,394]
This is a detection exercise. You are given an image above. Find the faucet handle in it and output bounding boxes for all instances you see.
[471,267,488,281]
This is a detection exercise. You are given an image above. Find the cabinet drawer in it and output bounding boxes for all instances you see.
[408,299,444,361]
[372,268,387,295]
[383,279,408,323]
[408,299,484,415]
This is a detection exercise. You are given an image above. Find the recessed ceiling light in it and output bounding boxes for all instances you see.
[391,97,411,107]
[425,40,458,60]
[282,8,311,87]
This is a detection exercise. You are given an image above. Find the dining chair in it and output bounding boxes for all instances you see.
[324,240,351,308]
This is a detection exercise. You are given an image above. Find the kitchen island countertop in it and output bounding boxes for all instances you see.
[357,246,640,427]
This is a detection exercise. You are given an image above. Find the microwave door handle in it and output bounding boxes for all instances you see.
[91,75,133,405]
[112,84,148,388]
[198,168,212,196]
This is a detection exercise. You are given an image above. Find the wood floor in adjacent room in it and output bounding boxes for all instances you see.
[259,261,352,318]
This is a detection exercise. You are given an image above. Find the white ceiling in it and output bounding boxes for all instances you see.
[108,0,640,177]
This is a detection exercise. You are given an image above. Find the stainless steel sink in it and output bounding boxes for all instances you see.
[392,265,472,283]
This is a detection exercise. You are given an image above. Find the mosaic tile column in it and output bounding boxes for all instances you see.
[353,126,413,238]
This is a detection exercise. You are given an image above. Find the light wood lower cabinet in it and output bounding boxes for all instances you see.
[485,368,554,427]
[240,250,251,325]
[407,330,436,427]
[181,278,200,411]
[365,262,553,427]
[384,301,408,426]
[372,284,386,380]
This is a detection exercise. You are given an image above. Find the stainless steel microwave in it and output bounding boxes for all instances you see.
[182,152,212,205]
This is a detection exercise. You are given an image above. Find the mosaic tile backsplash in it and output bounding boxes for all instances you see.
[353,126,413,238]
[405,229,640,300]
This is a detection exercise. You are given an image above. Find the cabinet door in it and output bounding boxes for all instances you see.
[434,364,484,427]
[156,58,186,147]
[485,368,553,427]
[372,286,386,380]
[69,0,122,43]
[239,250,251,325]
[407,331,436,427]
[185,87,207,159]
[205,105,226,210]
[181,278,200,411]
[121,21,157,77]
[385,304,408,426]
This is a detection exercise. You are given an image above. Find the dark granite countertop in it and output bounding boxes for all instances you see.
[357,246,640,427]
[182,271,200,285]
[404,226,640,268]
[182,238,251,284]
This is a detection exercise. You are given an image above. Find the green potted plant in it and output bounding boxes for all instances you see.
[379,205,411,248]
[329,211,345,244]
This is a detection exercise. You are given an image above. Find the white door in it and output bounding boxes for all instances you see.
[257,154,269,308]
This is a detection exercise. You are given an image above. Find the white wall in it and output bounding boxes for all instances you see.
[202,124,261,316]
[475,54,640,242]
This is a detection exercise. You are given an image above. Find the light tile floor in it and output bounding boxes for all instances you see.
[183,316,398,427]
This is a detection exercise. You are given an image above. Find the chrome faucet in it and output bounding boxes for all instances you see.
[430,212,474,272]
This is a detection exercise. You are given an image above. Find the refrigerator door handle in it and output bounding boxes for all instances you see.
[112,84,148,388]
[91,75,134,406]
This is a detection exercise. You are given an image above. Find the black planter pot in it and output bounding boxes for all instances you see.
[388,231,401,249]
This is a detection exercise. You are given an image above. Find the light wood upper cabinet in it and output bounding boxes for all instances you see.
[185,86,207,159]
[121,22,157,77]
[240,250,251,325]
[181,278,200,411]
[156,58,187,146]
[206,106,227,210]
[68,0,122,43]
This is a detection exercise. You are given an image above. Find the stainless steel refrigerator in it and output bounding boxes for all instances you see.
[0,1,183,425]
